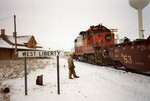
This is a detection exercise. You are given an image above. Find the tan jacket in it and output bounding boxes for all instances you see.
[68,56,75,69]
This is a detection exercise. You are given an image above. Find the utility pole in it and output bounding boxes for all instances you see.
[14,15,17,55]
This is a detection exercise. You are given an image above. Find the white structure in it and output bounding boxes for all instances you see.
[115,34,119,44]
[115,34,125,44]
[75,36,83,48]
[129,0,150,39]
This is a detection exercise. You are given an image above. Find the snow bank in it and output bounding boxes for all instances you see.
[0,59,50,81]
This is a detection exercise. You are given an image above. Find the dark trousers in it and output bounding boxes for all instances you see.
[69,68,77,78]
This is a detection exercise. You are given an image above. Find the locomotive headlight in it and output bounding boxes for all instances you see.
[105,34,111,42]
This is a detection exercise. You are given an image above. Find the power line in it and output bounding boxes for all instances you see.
[0,16,13,22]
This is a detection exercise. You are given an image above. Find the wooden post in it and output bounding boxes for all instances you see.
[24,57,27,95]
[57,56,60,94]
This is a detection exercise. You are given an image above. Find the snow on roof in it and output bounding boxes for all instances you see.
[17,36,33,43]
[0,36,41,50]
[6,35,32,45]
[0,37,13,48]
[0,33,43,49]
[0,38,39,50]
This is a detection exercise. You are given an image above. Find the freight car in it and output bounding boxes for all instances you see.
[109,36,150,72]
[74,24,150,73]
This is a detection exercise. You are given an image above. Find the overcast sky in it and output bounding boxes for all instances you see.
[0,0,150,51]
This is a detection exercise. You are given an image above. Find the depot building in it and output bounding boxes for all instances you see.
[0,29,42,60]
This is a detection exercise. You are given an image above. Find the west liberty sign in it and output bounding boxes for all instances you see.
[18,50,60,57]
[18,50,61,96]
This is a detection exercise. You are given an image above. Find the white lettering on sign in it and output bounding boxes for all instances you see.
[18,50,60,57]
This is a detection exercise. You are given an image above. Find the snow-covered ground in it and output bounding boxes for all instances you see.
[1,57,150,101]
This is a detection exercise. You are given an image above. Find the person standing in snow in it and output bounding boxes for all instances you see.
[68,52,79,79]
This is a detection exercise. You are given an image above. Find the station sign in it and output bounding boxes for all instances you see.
[18,50,60,57]
[18,50,61,96]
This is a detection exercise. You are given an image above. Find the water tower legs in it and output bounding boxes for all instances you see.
[138,9,144,39]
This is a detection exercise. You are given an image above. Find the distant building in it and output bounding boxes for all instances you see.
[0,29,42,60]
[115,34,131,44]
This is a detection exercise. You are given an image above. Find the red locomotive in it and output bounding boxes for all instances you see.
[74,24,150,73]
[74,24,114,65]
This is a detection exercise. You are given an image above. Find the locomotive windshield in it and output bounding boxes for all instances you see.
[91,24,111,32]
[92,26,99,30]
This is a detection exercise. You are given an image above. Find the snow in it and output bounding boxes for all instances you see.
[6,35,31,45]
[17,36,32,44]
[0,37,40,50]
[1,57,150,101]
[0,37,13,48]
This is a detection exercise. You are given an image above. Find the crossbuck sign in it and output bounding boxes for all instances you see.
[18,50,60,57]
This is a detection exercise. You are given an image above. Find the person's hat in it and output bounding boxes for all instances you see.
[69,52,73,56]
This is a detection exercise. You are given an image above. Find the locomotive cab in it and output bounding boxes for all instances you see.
[87,24,114,49]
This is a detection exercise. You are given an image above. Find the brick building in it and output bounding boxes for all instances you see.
[0,29,42,60]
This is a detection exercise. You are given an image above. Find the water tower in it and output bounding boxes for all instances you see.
[129,0,150,39]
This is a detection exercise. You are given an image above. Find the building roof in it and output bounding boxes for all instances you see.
[0,37,13,48]
[0,34,42,49]
[5,35,33,45]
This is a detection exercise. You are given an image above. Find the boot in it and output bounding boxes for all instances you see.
[74,76,79,78]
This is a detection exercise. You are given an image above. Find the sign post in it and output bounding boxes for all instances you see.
[57,55,60,94]
[24,57,27,95]
[18,50,60,95]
